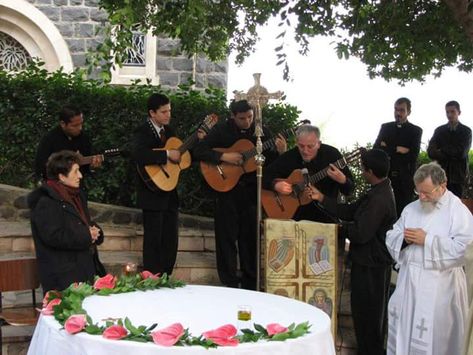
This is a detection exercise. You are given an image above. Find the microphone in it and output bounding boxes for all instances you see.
[302,168,310,187]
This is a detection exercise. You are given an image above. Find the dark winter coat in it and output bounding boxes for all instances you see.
[27,185,104,292]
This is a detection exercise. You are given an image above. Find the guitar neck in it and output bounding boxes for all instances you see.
[179,132,199,154]
[307,157,347,185]
[242,127,297,160]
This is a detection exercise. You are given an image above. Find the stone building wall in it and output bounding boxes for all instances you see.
[6,0,227,89]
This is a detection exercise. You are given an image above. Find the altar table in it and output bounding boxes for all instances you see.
[28,285,335,354]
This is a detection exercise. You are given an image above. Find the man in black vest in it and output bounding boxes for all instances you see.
[131,93,181,275]
[374,97,422,216]
[427,100,471,198]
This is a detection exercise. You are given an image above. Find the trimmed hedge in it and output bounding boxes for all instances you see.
[0,64,300,215]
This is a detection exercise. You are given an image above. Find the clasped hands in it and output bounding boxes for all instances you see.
[404,228,426,245]
[89,226,101,243]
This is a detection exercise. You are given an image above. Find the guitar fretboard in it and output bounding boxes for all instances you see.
[241,127,297,161]
[178,117,215,153]
[308,157,347,185]
[291,149,360,190]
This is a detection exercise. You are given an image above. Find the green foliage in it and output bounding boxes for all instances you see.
[96,1,473,83]
[0,64,300,215]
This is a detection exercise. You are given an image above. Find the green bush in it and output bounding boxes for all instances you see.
[0,63,300,216]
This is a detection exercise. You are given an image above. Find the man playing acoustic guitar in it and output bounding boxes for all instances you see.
[131,93,183,276]
[262,124,355,223]
[193,100,286,290]
[35,106,103,186]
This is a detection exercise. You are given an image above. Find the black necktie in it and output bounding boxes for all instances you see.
[159,129,167,144]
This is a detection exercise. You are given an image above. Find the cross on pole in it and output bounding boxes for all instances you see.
[233,73,283,291]
[233,73,283,138]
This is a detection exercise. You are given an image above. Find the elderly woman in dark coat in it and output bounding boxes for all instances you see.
[28,150,105,293]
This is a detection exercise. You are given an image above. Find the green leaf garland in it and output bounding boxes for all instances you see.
[43,273,311,347]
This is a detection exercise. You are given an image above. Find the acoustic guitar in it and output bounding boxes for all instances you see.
[77,148,122,166]
[261,148,362,219]
[141,114,218,191]
[200,120,310,192]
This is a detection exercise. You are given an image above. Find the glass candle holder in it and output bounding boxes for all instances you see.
[123,262,138,276]
[237,305,252,331]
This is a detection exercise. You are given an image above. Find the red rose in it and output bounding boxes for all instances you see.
[103,325,128,340]
[140,270,161,280]
[151,323,185,346]
[64,314,87,334]
[41,298,62,315]
[202,324,239,346]
[93,274,116,290]
[42,290,61,308]
[266,323,288,336]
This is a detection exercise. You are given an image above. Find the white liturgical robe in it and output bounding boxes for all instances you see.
[386,190,473,355]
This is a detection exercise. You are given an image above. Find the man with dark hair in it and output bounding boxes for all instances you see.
[131,93,181,275]
[427,100,471,198]
[374,97,423,217]
[193,99,286,290]
[386,162,473,355]
[34,106,102,183]
[309,149,397,355]
[263,124,355,222]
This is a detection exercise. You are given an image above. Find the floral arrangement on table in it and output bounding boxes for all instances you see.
[41,271,311,348]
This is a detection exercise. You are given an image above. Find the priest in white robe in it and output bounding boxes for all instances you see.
[386,162,473,355]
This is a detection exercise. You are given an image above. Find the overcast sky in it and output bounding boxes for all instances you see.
[226,21,473,151]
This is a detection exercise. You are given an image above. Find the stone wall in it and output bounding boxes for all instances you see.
[0,183,219,286]
[24,0,227,89]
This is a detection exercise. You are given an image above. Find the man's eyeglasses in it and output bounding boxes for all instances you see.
[414,185,441,196]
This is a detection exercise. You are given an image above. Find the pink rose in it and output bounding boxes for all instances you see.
[103,325,128,340]
[93,274,116,290]
[64,314,87,334]
[41,298,62,315]
[266,323,288,336]
[140,270,161,280]
[42,290,61,308]
[151,323,185,346]
[202,324,239,346]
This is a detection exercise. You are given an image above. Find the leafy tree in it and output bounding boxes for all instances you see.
[96,0,473,83]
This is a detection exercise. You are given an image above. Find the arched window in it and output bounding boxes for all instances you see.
[0,31,31,71]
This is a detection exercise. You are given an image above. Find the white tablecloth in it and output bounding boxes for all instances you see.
[28,285,335,355]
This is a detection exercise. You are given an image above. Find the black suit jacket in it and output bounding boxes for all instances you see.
[131,120,178,211]
[374,121,422,183]
[427,122,472,184]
